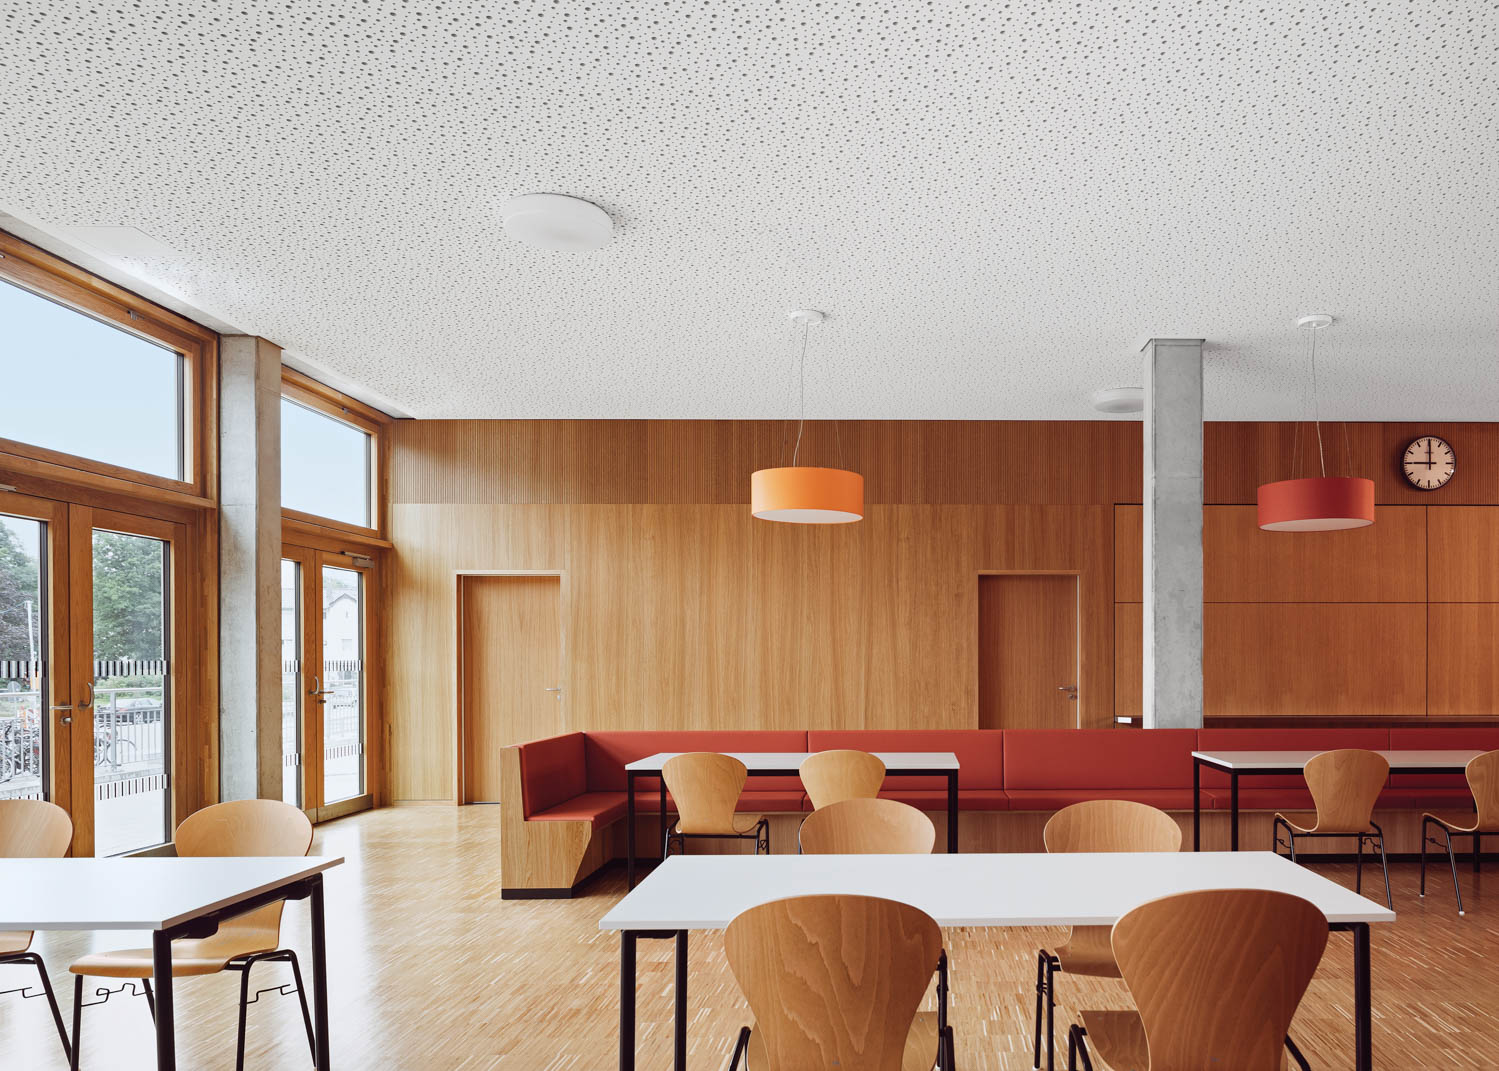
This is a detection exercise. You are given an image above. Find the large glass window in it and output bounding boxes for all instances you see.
[281,399,372,528]
[0,514,47,802]
[0,278,183,480]
[320,565,365,804]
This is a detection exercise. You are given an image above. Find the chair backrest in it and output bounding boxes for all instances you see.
[175,799,314,952]
[1467,750,1499,830]
[800,750,886,810]
[1304,749,1388,832]
[661,752,747,835]
[1043,799,1183,854]
[1112,889,1328,1071]
[725,894,943,1071]
[0,798,73,858]
[798,797,935,855]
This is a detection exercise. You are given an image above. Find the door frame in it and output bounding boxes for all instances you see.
[454,570,567,806]
[282,542,378,823]
[976,570,1082,730]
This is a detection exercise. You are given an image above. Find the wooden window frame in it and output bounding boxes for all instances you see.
[280,367,393,544]
[0,231,218,508]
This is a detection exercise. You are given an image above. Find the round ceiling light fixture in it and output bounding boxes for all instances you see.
[500,193,613,252]
[1090,386,1144,414]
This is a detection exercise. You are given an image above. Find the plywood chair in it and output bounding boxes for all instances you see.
[1421,749,1499,915]
[1066,889,1327,1071]
[723,894,954,1071]
[661,752,769,858]
[799,797,936,855]
[0,798,74,1062]
[1034,800,1182,1071]
[800,749,887,810]
[67,799,315,1071]
[1272,748,1392,909]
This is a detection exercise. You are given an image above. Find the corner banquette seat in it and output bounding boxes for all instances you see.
[499,726,1499,897]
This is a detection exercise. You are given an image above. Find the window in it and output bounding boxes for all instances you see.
[0,278,185,480]
[280,398,373,529]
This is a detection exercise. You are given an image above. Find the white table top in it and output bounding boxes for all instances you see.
[625,751,960,772]
[599,851,1394,930]
[0,857,343,931]
[1193,749,1482,771]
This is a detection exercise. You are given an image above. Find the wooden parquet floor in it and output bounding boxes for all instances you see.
[3,805,1498,1069]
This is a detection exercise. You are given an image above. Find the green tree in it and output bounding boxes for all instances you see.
[0,520,42,664]
[92,531,163,662]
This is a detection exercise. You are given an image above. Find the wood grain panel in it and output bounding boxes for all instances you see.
[1115,602,1141,721]
[1203,603,1426,716]
[1116,504,1426,603]
[460,575,562,801]
[1429,507,1499,603]
[1428,604,1499,717]
[978,574,1078,729]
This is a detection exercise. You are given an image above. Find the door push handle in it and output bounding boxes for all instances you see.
[80,682,94,708]
[1057,685,1077,692]
[544,687,562,692]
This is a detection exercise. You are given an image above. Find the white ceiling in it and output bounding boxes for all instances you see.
[1,1,1496,421]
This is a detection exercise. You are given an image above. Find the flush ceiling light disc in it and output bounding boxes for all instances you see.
[500,193,613,251]
[1090,386,1144,414]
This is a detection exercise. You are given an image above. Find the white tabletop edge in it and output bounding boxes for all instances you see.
[1193,749,1482,770]
[624,751,960,771]
[0,856,344,931]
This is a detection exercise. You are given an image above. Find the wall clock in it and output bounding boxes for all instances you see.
[1402,436,1455,490]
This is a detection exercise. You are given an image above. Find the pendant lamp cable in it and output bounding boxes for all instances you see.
[1309,323,1327,478]
[792,319,809,466]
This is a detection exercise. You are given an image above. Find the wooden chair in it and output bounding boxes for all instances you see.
[1035,800,1182,1071]
[0,798,74,1063]
[723,894,954,1071]
[799,749,886,810]
[67,799,315,1071]
[1420,749,1499,915]
[799,797,936,855]
[660,752,769,859]
[1272,748,1392,909]
[1066,889,1327,1071]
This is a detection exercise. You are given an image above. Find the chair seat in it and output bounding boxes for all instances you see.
[1274,812,1375,836]
[1078,1009,1148,1071]
[0,931,34,956]
[745,1010,943,1070]
[674,813,765,836]
[1056,926,1121,979]
[70,939,277,979]
[1424,811,1494,835]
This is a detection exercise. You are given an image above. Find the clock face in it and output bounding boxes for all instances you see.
[1403,436,1455,490]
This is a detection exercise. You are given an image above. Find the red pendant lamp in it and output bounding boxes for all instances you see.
[751,310,864,524]
[1257,314,1374,532]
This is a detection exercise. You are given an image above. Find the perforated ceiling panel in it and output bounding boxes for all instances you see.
[1,1,1495,419]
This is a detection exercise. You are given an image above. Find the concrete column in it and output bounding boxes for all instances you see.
[1141,338,1204,729]
[219,336,283,800]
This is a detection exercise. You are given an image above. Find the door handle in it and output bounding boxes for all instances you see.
[308,675,334,698]
[544,687,562,692]
[80,682,94,708]
[51,704,74,724]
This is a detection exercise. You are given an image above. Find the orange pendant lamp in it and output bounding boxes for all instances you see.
[752,310,864,524]
[1257,314,1374,532]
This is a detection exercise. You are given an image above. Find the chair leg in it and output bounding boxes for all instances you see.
[726,1025,751,1071]
[1032,950,1046,1069]
[1044,955,1058,1071]
[1372,824,1392,909]
[284,951,318,1063]
[1444,827,1465,916]
[1420,816,1430,896]
[1475,832,1482,876]
[235,959,254,1071]
[1285,1034,1312,1071]
[142,977,155,1021]
[1355,833,1364,893]
[9,953,72,1064]
[69,974,83,1071]
[1066,1024,1093,1071]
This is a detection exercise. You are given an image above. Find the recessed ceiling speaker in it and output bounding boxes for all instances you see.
[1090,386,1144,414]
[500,193,613,252]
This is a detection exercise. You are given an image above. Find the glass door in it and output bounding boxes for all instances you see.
[0,499,57,804]
[282,544,374,821]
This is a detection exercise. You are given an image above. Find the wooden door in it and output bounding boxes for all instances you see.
[460,575,563,802]
[978,574,1078,729]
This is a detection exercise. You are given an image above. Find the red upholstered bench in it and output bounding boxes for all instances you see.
[518,732,628,825]
[806,729,1007,811]
[582,729,810,813]
[1003,728,1202,810]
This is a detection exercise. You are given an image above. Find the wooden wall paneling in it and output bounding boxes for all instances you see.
[1429,507,1499,602]
[1204,603,1426,716]
[1428,604,1499,717]
[1115,602,1142,721]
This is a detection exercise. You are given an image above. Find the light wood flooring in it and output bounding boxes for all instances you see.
[4,806,1498,1069]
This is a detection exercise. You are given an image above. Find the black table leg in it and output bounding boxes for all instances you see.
[310,874,331,1070]
[1352,922,1371,1071]
[620,931,638,1071]
[627,772,638,889]
[946,771,958,854]
[1192,756,1201,852]
[1230,769,1240,851]
[151,929,174,1071]
[674,931,688,1071]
